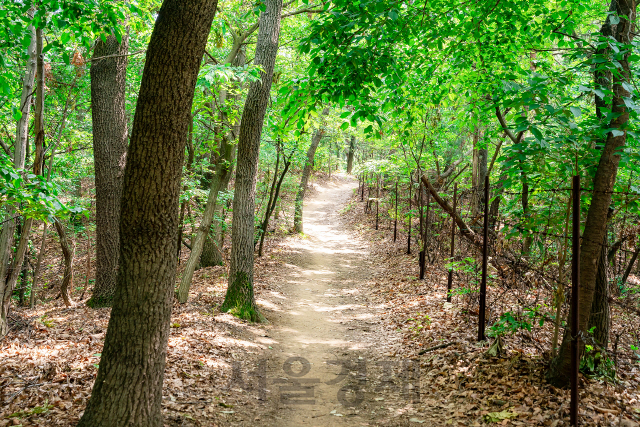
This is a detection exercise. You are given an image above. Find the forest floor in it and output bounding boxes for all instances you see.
[0,174,639,426]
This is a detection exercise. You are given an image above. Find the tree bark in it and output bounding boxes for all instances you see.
[294,127,325,233]
[621,245,640,286]
[0,15,36,337]
[54,219,74,307]
[87,33,129,308]
[221,0,283,322]
[77,0,217,424]
[588,233,610,348]
[199,139,236,269]
[472,135,488,219]
[346,135,355,174]
[199,48,246,268]
[547,0,636,387]
[176,134,235,303]
[29,223,47,308]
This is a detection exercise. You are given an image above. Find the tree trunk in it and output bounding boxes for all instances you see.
[177,113,196,260]
[176,135,235,303]
[54,219,74,307]
[258,156,291,256]
[547,0,636,387]
[221,0,283,322]
[77,0,217,424]
[471,129,488,219]
[87,33,129,308]
[294,127,325,233]
[0,15,36,337]
[199,47,245,268]
[621,245,640,286]
[200,236,224,267]
[199,139,235,269]
[346,135,355,174]
[29,223,47,308]
[588,233,610,348]
[257,148,280,246]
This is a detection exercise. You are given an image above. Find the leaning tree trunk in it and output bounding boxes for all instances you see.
[258,157,291,256]
[87,33,129,308]
[293,127,325,233]
[176,136,234,303]
[199,142,235,269]
[77,0,217,424]
[547,0,636,387]
[221,0,283,322]
[0,15,36,338]
[199,48,246,268]
[346,135,356,174]
[588,233,610,348]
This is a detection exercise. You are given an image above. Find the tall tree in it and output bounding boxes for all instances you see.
[547,0,637,387]
[199,47,247,269]
[0,13,36,337]
[221,0,283,322]
[294,127,325,233]
[0,18,40,337]
[346,135,356,174]
[87,33,129,307]
[77,0,218,424]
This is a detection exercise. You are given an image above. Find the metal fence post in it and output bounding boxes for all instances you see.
[407,178,412,255]
[478,176,489,342]
[394,180,398,242]
[447,183,457,302]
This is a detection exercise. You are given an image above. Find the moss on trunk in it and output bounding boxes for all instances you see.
[221,271,265,323]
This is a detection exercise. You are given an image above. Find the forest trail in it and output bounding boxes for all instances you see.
[251,175,409,426]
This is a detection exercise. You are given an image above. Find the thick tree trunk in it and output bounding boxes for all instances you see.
[77,0,217,424]
[54,219,74,307]
[222,0,283,322]
[294,128,325,233]
[201,236,224,267]
[88,33,129,308]
[588,233,610,348]
[346,135,355,174]
[0,17,36,337]
[547,0,636,387]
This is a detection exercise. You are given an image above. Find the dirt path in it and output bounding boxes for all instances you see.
[249,175,410,426]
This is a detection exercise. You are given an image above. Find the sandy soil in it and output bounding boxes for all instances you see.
[244,175,415,426]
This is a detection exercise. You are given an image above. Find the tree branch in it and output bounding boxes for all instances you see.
[495,106,524,144]
[421,174,480,245]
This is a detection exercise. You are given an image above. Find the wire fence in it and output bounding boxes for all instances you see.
[355,173,640,362]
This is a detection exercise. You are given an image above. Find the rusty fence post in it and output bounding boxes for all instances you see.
[407,178,412,255]
[375,174,379,230]
[447,183,457,302]
[394,180,398,242]
[478,176,489,342]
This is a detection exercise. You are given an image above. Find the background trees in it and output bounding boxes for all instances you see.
[0,1,639,424]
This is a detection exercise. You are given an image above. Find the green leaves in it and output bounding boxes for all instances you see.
[11,107,22,121]
[569,106,581,118]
